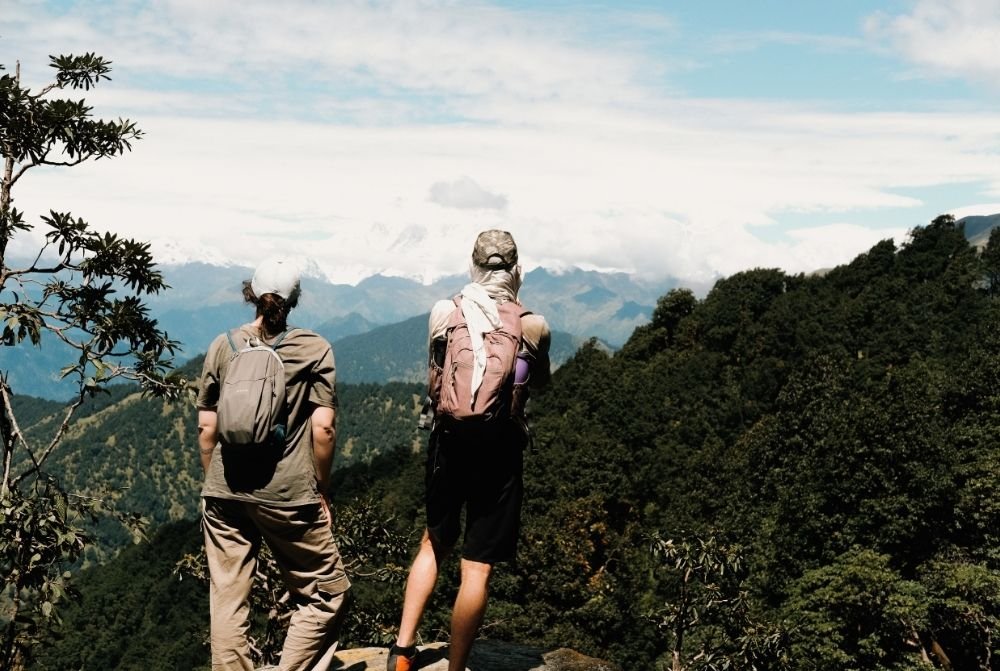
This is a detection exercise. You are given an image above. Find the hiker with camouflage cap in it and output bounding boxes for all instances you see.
[387,231,551,671]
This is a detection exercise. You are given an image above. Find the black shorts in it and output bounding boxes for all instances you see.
[425,421,527,564]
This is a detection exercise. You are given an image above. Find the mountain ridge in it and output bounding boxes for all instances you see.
[144,262,673,350]
[0,261,662,399]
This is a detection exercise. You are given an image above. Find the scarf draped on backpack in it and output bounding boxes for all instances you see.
[460,265,522,400]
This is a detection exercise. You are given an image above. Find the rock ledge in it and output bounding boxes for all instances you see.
[331,640,621,671]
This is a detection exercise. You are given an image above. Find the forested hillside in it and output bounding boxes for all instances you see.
[11,360,425,555]
[26,215,1000,669]
[509,215,1000,668]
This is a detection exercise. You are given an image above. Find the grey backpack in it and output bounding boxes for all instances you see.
[216,329,292,448]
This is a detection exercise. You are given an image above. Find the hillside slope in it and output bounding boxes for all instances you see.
[13,375,425,553]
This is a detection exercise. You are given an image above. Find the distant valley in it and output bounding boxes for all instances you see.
[147,262,674,354]
[0,261,665,399]
[7,213,997,401]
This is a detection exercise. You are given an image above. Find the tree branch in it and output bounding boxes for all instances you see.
[8,161,37,189]
[0,401,11,499]
[1,380,40,495]
[9,149,101,190]
[33,323,88,352]
[11,393,85,489]
[105,363,179,395]
[37,157,88,170]
[25,240,60,275]
[6,263,72,279]
[1,434,10,498]
[30,82,63,99]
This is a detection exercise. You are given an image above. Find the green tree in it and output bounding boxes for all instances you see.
[621,288,699,358]
[648,532,787,671]
[783,548,929,671]
[980,226,1000,297]
[28,520,210,671]
[919,557,1000,671]
[0,54,179,670]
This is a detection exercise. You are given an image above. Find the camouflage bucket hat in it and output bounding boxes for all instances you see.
[472,230,518,270]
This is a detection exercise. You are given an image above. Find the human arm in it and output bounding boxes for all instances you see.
[521,314,552,388]
[197,409,218,472]
[428,299,453,350]
[311,405,336,495]
[311,404,336,526]
[307,340,338,496]
[426,300,454,414]
[195,335,226,473]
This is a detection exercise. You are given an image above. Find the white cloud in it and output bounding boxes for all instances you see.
[866,0,1000,83]
[6,1,647,118]
[429,177,508,211]
[945,202,1000,219]
[783,223,907,269]
[709,30,867,55]
[5,1,1000,289]
[10,96,1000,284]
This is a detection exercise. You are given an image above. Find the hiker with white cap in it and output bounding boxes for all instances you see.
[387,230,551,671]
[196,258,351,670]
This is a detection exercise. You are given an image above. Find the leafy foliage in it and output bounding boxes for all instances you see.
[503,214,1000,668]
[782,548,928,671]
[0,53,180,670]
[27,521,208,671]
[648,532,789,671]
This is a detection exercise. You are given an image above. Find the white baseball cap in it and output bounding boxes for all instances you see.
[251,258,301,300]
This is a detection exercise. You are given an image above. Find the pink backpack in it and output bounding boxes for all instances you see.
[431,296,528,422]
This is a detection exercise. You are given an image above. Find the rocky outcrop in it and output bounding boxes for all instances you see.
[331,641,621,670]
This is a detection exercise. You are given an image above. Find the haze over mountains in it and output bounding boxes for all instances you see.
[1,261,671,399]
[146,262,675,353]
[6,213,997,400]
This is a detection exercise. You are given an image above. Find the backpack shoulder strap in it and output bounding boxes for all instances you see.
[272,328,295,348]
[498,300,530,318]
[225,327,253,352]
[446,296,465,327]
[226,327,295,353]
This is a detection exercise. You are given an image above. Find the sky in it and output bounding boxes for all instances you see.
[4,0,1000,288]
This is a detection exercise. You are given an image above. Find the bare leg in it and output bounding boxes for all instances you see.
[396,530,450,648]
[447,559,493,671]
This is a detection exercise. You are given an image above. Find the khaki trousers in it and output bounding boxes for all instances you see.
[202,497,352,671]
